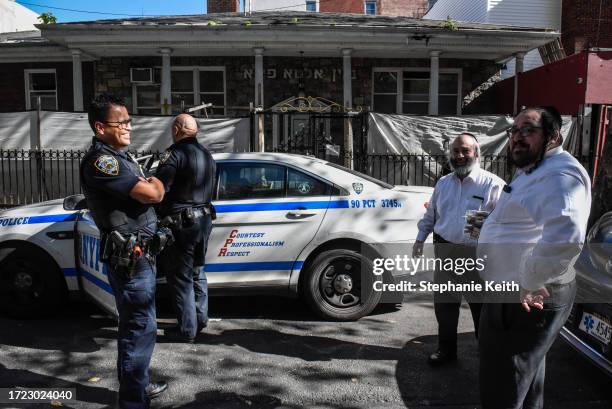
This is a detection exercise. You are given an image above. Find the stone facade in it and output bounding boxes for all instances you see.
[92,55,499,116]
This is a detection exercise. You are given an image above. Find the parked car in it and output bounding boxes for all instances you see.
[560,211,612,377]
[0,152,432,321]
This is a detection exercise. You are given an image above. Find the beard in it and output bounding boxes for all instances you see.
[450,156,477,177]
[509,140,543,168]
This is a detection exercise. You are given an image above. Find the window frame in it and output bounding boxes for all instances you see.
[214,160,340,201]
[371,67,462,115]
[305,0,318,12]
[364,0,377,15]
[24,69,58,111]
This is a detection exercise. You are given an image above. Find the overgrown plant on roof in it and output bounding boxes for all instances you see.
[443,15,458,31]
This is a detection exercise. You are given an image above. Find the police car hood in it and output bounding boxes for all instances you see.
[392,185,434,194]
[0,199,68,217]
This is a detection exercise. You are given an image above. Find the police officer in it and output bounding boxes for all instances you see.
[156,113,216,343]
[80,94,168,409]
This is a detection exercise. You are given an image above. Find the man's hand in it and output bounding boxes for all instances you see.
[412,240,424,258]
[520,287,550,312]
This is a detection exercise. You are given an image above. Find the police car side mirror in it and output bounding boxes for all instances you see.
[63,194,88,211]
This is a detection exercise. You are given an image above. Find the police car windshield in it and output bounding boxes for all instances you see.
[325,163,393,189]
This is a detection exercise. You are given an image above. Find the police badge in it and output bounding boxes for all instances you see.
[94,155,119,176]
[352,183,363,194]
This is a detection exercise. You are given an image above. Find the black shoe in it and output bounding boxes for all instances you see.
[427,350,457,366]
[164,327,195,343]
[197,320,208,334]
[145,381,168,399]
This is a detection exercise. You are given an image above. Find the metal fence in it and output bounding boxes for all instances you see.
[0,149,591,207]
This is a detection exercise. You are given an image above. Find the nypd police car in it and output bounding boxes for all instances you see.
[0,153,432,321]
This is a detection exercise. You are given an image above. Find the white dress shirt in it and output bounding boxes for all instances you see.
[417,165,505,245]
[478,146,591,290]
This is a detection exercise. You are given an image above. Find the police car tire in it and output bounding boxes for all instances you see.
[0,244,67,319]
[303,248,381,321]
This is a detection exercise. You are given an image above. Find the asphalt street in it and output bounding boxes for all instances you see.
[0,296,610,409]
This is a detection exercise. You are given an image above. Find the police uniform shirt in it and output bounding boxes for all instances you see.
[417,166,505,245]
[477,146,591,290]
[155,137,216,217]
[80,137,156,235]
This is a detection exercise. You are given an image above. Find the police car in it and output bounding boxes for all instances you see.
[0,153,432,321]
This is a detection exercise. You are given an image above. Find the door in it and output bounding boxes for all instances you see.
[206,161,331,288]
[76,210,117,316]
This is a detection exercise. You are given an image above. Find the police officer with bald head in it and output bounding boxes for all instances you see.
[156,114,216,343]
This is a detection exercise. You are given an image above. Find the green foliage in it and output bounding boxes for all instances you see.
[243,20,252,26]
[37,12,57,25]
[291,17,299,24]
[443,15,458,31]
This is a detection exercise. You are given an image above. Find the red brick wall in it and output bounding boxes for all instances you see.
[380,0,428,18]
[320,0,364,14]
[207,0,239,13]
[562,0,612,55]
[320,0,427,16]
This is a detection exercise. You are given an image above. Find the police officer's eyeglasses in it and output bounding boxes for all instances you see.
[506,125,542,138]
[103,119,132,128]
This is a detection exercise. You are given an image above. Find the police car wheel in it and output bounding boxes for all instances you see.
[0,245,67,318]
[303,248,381,321]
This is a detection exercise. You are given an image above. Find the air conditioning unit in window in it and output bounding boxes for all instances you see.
[130,68,153,84]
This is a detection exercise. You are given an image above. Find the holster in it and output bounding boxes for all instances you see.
[103,230,140,279]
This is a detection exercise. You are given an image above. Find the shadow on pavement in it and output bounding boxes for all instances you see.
[0,363,116,409]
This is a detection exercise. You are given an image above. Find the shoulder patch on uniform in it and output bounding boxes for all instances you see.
[159,150,172,164]
[94,155,119,176]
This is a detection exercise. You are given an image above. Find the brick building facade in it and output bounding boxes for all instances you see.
[562,0,612,54]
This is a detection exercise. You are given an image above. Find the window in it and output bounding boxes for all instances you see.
[217,163,286,200]
[25,69,57,110]
[133,68,161,115]
[365,0,377,15]
[403,71,430,115]
[438,72,460,115]
[372,71,398,114]
[288,168,328,197]
[372,68,462,115]
[305,0,317,12]
[171,67,226,116]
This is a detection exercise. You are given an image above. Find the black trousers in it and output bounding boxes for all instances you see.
[479,281,576,409]
[433,235,482,353]
[158,215,212,339]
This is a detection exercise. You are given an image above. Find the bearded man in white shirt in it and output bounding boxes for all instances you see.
[413,133,505,365]
[477,106,591,409]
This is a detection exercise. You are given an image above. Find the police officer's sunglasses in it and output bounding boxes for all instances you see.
[506,125,542,138]
[103,119,132,129]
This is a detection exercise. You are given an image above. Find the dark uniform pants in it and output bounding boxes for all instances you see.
[433,236,482,353]
[479,280,576,409]
[159,214,212,339]
[107,257,157,409]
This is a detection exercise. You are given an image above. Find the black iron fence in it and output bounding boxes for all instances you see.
[0,149,591,207]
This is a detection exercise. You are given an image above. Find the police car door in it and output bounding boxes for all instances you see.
[76,210,117,316]
[207,161,330,288]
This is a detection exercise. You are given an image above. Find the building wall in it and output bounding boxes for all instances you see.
[424,0,488,22]
[249,0,308,12]
[0,61,94,112]
[207,0,239,13]
[319,0,365,14]
[0,0,39,33]
[562,0,612,54]
[380,0,428,17]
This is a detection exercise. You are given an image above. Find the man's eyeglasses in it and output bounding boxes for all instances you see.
[506,125,542,138]
[103,119,132,129]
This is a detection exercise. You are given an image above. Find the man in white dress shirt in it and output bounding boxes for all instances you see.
[477,107,591,409]
[413,133,505,365]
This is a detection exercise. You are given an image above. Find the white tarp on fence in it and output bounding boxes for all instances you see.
[0,111,251,152]
[366,113,575,185]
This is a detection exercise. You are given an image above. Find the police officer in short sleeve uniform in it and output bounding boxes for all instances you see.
[156,114,216,343]
[80,94,167,409]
